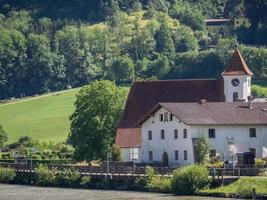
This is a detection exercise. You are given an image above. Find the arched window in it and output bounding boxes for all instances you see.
[233,92,238,102]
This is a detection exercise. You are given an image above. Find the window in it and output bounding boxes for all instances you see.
[233,92,238,102]
[160,114,163,122]
[148,131,152,140]
[249,128,256,138]
[149,151,153,161]
[130,148,139,160]
[170,114,173,121]
[175,150,178,160]
[164,112,168,122]
[249,148,256,157]
[209,150,216,158]
[161,129,165,139]
[184,150,187,160]
[183,129,187,138]
[208,129,216,138]
[174,129,178,139]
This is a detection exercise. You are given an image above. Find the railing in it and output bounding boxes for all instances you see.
[0,162,173,176]
[1,162,266,178]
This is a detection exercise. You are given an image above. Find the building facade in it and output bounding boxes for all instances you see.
[115,50,267,165]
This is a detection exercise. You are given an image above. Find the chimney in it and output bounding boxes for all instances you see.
[200,99,207,105]
[247,95,254,109]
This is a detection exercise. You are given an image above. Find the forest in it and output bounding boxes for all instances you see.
[0,0,267,99]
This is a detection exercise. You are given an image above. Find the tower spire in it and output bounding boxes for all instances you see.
[221,49,253,76]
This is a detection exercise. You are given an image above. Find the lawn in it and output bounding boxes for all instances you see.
[0,88,79,143]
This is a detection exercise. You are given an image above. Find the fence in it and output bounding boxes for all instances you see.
[1,162,266,178]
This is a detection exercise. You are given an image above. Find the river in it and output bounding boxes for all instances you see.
[0,184,235,200]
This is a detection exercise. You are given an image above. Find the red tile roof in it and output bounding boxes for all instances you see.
[135,102,267,126]
[222,49,253,76]
[118,79,224,129]
[115,128,141,148]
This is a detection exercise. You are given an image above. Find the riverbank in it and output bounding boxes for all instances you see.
[0,184,234,200]
[200,177,267,199]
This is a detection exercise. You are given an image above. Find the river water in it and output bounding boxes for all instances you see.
[0,184,235,200]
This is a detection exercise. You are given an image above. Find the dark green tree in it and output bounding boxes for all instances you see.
[155,19,175,59]
[109,56,135,83]
[0,124,8,148]
[173,26,199,52]
[68,80,127,161]
[195,136,211,164]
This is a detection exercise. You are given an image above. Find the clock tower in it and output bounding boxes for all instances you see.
[222,49,253,102]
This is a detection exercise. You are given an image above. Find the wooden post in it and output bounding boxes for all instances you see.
[238,167,240,179]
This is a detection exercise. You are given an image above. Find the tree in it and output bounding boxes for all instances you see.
[170,2,206,31]
[68,80,127,161]
[0,124,8,148]
[195,136,211,164]
[56,26,97,87]
[148,54,170,79]
[109,56,135,83]
[111,144,122,161]
[173,26,199,52]
[155,19,175,59]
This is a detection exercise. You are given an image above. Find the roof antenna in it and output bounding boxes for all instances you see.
[248,95,254,109]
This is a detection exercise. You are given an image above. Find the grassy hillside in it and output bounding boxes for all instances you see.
[0,88,79,143]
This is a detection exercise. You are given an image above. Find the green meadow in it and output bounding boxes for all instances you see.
[0,88,79,143]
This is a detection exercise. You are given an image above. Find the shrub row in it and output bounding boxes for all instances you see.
[0,164,211,195]
[0,167,16,183]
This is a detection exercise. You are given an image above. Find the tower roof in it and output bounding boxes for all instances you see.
[222,49,253,76]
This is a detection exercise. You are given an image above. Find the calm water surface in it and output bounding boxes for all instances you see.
[0,184,235,200]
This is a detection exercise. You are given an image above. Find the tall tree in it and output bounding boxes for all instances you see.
[68,80,127,161]
[0,124,8,148]
[155,19,175,59]
[109,56,135,83]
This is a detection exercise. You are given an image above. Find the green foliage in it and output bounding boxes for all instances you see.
[170,2,206,31]
[68,80,127,161]
[111,144,122,161]
[109,57,135,83]
[0,167,16,183]
[80,176,92,187]
[173,26,199,52]
[35,164,57,186]
[155,18,175,59]
[144,166,171,193]
[171,165,210,195]
[146,176,171,193]
[255,158,265,167]
[3,135,74,161]
[201,177,267,198]
[252,85,267,98]
[0,124,8,148]
[195,136,211,165]
[56,168,80,187]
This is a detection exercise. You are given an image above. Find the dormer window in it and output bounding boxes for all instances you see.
[160,114,163,122]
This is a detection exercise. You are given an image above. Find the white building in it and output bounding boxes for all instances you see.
[115,49,267,166]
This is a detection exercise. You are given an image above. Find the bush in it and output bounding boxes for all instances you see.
[35,164,57,186]
[171,165,210,195]
[0,167,16,183]
[146,176,171,193]
[80,176,92,188]
[56,168,80,187]
[252,85,267,98]
[255,159,265,167]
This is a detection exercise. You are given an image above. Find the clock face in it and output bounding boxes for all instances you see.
[231,78,240,87]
